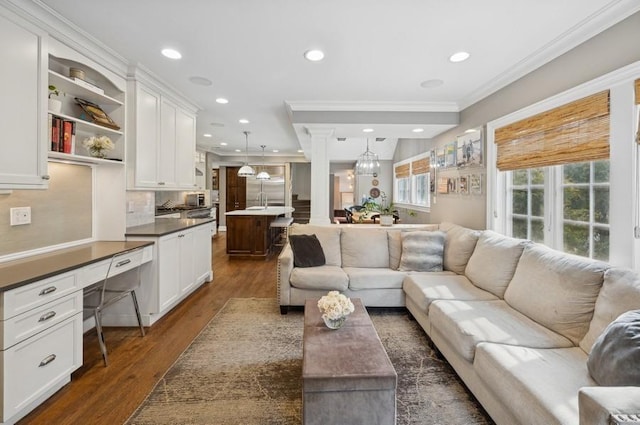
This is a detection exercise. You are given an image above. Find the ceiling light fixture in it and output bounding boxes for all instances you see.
[355,139,380,176]
[189,76,212,86]
[203,133,212,138]
[449,51,470,63]
[221,142,228,146]
[239,118,250,124]
[362,128,374,133]
[412,128,424,133]
[420,79,444,89]
[238,131,255,177]
[297,149,304,153]
[304,49,325,62]
[161,48,182,59]
[215,98,229,104]
[465,128,478,133]
[235,149,241,152]
[256,145,271,181]
[272,149,279,153]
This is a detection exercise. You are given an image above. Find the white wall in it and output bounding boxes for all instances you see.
[291,162,311,200]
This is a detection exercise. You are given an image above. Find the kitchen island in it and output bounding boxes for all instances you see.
[225,206,295,259]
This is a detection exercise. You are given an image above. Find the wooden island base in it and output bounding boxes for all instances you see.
[225,207,295,259]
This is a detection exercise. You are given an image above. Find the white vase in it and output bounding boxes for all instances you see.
[380,215,394,226]
[48,98,62,114]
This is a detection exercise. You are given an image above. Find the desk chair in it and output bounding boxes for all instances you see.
[83,247,146,366]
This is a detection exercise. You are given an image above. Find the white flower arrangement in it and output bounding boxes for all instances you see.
[317,291,355,321]
[82,135,115,151]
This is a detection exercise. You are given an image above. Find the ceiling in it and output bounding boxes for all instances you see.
[38,0,640,161]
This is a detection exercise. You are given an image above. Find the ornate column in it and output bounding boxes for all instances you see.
[307,127,334,225]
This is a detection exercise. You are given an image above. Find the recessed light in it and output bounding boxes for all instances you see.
[465,128,478,133]
[161,48,182,59]
[215,98,229,104]
[449,51,470,63]
[420,79,444,89]
[203,133,212,138]
[220,142,228,146]
[272,150,279,153]
[189,76,211,86]
[412,128,424,133]
[239,119,250,124]
[210,122,225,127]
[297,149,304,153]
[362,128,374,133]
[235,149,242,152]
[304,49,325,62]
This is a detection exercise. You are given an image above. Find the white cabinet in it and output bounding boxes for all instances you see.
[127,71,198,190]
[0,8,49,189]
[127,222,213,325]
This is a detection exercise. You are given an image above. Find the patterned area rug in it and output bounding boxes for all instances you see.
[127,298,493,425]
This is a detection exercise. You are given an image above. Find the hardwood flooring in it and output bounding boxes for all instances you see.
[19,232,278,425]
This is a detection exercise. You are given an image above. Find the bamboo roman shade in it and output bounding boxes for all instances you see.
[395,163,410,178]
[411,157,430,175]
[635,79,640,104]
[495,90,610,171]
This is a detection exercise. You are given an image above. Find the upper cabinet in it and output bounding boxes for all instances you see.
[127,69,198,190]
[0,8,49,189]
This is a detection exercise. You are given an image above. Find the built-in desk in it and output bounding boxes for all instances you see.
[0,240,154,425]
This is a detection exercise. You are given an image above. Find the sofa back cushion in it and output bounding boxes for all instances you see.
[289,224,342,267]
[398,231,445,272]
[465,231,529,298]
[504,244,606,345]
[580,267,640,353]
[341,228,389,268]
[440,222,480,274]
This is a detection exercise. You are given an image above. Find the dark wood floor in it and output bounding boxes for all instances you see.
[19,232,277,425]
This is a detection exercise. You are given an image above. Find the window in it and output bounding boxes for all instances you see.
[393,154,430,209]
[509,168,545,243]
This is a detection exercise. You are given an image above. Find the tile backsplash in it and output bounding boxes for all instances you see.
[126,191,155,228]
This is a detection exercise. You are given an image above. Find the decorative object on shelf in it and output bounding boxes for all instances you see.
[48,84,62,114]
[363,191,396,226]
[256,145,270,180]
[317,291,354,330]
[355,139,380,176]
[238,131,255,177]
[371,178,379,186]
[83,135,114,159]
[75,97,120,130]
[69,67,85,80]
[369,187,380,198]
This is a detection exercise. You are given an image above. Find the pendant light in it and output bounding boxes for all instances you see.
[256,145,271,180]
[355,138,380,176]
[238,131,255,177]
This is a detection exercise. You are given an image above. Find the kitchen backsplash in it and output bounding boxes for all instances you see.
[126,191,155,228]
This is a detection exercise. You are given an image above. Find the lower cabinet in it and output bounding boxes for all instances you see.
[127,222,213,325]
[226,215,273,258]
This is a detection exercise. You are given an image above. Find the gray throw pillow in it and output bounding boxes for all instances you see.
[399,231,445,272]
[289,234,326,268]
[587,309,640,386]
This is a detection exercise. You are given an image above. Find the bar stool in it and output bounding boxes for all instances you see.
[270,217,294,249]
[83,246,146,366]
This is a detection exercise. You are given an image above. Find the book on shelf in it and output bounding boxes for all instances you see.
[50,114,61,152]
[62,120,75,154]
[49,114,76,154]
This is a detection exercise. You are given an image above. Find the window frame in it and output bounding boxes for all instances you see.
[392,153,431,212]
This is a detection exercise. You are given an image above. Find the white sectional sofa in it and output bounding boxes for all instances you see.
[277,222,640,425]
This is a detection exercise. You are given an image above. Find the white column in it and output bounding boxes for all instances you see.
[308,127,334,225]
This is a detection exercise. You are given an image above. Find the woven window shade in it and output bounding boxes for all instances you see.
[635,79,640,104]
[395,163,410,178]
[495,90,610,171]
[411,157,430,175]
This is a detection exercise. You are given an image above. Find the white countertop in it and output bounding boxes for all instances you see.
[225,206,295,216]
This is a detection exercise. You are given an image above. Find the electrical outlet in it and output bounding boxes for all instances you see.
[10,207,31,226]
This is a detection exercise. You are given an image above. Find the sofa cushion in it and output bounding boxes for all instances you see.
[289,234,326,267]
[403,273,497,313]
[504,243,606,345]
[580,267,640,353]
[430,299,573,362]
[399,231,445,272]
[341,228,389,268]
[439,222,480,274]
[465,230,529,298]
[475,343,594,425]
[587,310,640,386]
[343,267,407,290]
[290,265,348,291]
[289,224,342,267]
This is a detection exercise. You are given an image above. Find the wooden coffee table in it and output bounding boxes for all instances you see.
[302,298,397,425]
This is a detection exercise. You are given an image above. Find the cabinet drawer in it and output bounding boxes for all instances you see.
[1,291,82,349]
[80,246,149,288]
[2,314,82,422]
[0,271,79,320]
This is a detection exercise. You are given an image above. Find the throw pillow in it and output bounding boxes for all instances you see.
[289,234,326,268]
[399,231,445,272]
[587,309,640,386]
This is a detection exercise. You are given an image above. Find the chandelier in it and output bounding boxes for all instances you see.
[237,131,255,177]
[256,145,270,180]
[355,139,380,175]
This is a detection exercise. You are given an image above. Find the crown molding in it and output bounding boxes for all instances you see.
[285,100,460,113]
[458,0,640,110]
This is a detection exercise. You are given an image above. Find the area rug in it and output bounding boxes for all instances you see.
[126,298,493,425]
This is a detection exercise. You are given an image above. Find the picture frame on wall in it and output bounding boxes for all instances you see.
[447,177,456,193]
[445,142,456,167]
[436,147,445,168]
[456,129,483,166]
[458,176,468,195]
[470,174,482,195]
[437,177,449,194]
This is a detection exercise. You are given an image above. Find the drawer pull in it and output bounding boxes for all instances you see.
[116,259,131,267]
[38,311,57,322]
[39,286,57,296]
[39,354,56,367]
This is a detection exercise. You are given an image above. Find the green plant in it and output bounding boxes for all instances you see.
[364,192,395,215]
[48,84,59,98]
